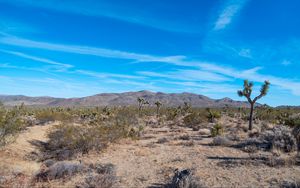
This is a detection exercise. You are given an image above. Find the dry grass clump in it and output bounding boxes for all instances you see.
[76,163,117,188]
[34,161,117,188]
[35,161,84,181]
[167,169,204,188]
[211,136,233,146]
[279,179,300,188]
[235,125,297,153]
[157,137,169,144]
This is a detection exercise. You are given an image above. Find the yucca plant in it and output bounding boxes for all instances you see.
[154,101,162,117]
[137,97,149,115]
[237,80,270,130]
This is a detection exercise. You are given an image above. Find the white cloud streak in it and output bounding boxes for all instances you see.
[1,34,300,96]
[0,50,73,70]
[138,69,231,82]
[214,0,249,30]
[0,35,190,66]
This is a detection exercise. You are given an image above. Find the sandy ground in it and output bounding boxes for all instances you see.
[1,121,299,187]
[0,122,56,186]
[83,125,300,188]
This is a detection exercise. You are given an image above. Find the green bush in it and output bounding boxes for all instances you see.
[206,108,221,123]
[46,108,142,158]
[183,111,207,128]
[211,124,223,137]
[285,117,300,127]
[0,107,24,147]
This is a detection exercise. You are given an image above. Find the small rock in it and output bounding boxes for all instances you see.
[198,129,210,135]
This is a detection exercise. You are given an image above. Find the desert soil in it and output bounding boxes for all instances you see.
[1,122,299,187]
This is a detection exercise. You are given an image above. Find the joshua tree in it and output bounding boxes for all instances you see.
[154,101,162,117]
[237,80,270,130]
[137,97,149,115]
[137,97,144,113]
[182,102,191,115]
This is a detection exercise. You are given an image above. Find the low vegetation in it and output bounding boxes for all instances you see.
[1,80,300,187]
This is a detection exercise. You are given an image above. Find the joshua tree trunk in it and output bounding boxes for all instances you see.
[249,103,254,130]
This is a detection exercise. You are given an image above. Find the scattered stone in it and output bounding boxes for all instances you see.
[198,129,210,135]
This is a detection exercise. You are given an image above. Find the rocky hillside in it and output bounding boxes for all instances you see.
[0,90,250,107]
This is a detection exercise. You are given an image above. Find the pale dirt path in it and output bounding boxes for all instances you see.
[83,126,300,188]
[0,122,57,178]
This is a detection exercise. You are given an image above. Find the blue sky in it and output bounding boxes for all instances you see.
[0,0,300,106]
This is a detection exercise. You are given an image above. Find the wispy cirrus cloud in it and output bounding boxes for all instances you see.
[75,70,145,80]
[0,50,73,70]
[0,34,189,66]
[138,69,231,82]
[198,63,300,96]
[214,0,249,30]
[0,0,204,33]
[1,33,300,97]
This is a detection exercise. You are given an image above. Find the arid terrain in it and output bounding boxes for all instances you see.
[0,102,299,187]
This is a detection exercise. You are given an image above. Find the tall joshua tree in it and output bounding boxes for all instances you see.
[154,101,162,117]
[237,80,270,130]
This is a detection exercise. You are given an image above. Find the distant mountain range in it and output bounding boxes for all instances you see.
[0,90,253,108]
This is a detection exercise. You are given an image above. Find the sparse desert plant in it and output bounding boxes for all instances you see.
[77,163,117,188]
[0,106,24,147]
[210,124,223,137]
[155,101,162,117]
[183,112,204,128]
[137,97,149,115]
[279,179,300,188]
[237,80,270,130]
[169,169,204,188]
[211,136,232,146]
[182,102,192,115]
[45,108,142,159]
[236,125,297,153]
[292,125,300,156]
[285,116,300,127]
[35,161,84,181]
[206,108,221,123]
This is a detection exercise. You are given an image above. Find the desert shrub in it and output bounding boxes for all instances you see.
[183,112,206,128]
[279,179,300,188]
[77,163,117,188]
[179,134,190,141]
[168,169,204,188]
[206,108,221,123]
[35,108,75,123]
[211,136,232,146]
[47,124,101,155]
[262,126,296,153]
[45,109,142,159]
[292,126,300,154]
[166,107,181,121]
[157,137,168,144]
[210,124,223,137]
[285,116,300,127]
[0,106,24,147]
[35,161,84,181]
[235,126,297,153]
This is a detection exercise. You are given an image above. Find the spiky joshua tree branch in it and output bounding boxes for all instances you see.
[237,80,270,130]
